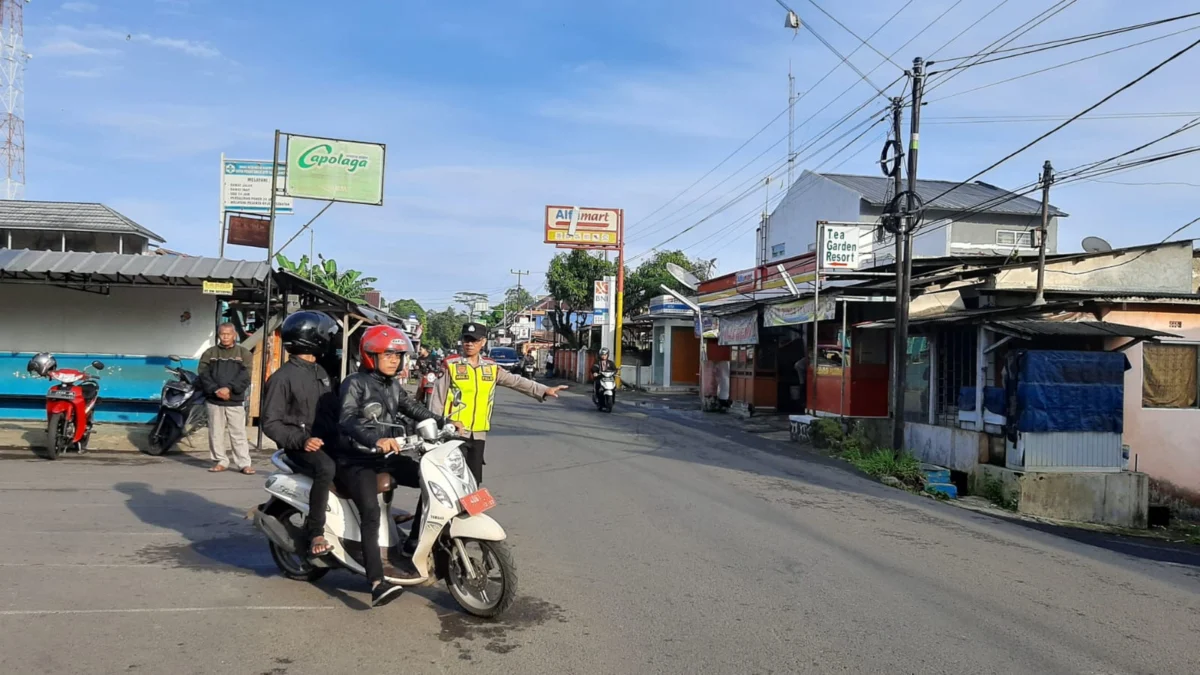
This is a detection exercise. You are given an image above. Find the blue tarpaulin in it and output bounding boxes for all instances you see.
[958,386,1006,415]
[1005,350,1129,434]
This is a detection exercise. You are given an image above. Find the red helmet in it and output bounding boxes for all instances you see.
[359,325,413,372]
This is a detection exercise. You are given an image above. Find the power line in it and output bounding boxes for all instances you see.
[932,10,1200,66]
[1088,179,1200,188]
[924,111,1200,124]
[921,36,1200,210]
[925,0,1008,59]
[927,23,1200,103]
[1050,215,1200,276]
[924,0,1080,95]
[801,0,907,72]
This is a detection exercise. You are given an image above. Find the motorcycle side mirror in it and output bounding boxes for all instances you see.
[450,389,467,413]
[363,401,384,422]
[91,361,105,371]
[168,355,183,362]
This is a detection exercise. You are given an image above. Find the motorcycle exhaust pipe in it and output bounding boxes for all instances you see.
[252,506,298,554]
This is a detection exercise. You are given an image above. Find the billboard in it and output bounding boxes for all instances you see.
[285,135,386,205]
[545,206,621,247]
[222,159,293,215]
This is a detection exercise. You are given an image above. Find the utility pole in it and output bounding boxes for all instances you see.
[509,269,529,330]
[886,95,905,436]
[788,64,797,189]
[891,58,925,453]
[1033,160,1055,306]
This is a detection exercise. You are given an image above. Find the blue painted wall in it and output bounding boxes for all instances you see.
[0,352,199,423]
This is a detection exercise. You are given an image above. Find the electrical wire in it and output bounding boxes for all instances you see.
[626,2,916,237]
[923,0,1079,96]
[920,36,1200,210]
[1087,179,1200,188]
[925,0,1008,59]
[1049,215,1200,276]
[801,0,907,72]
[924,111,1200,124]
[928,24,1200,103]
[931,10,1200,66]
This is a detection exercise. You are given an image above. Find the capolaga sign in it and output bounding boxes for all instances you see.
[285,135,386,205]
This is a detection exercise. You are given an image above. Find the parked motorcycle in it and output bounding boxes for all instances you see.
[26,353,105,460]
[145,355,206,456]
[593,368,617,413]
[252,401,517,618]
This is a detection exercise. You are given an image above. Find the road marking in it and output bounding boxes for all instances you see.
[0,606,336,616]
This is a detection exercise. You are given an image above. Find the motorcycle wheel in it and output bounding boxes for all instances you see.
[145,416,182,456]
[45,412,68,460]
[446,538,517,619]
[603,397,614,413]
[266,504,329,583]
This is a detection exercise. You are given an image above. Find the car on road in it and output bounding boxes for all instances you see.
[487,346,521,371]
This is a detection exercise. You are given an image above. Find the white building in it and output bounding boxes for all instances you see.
[758,171,1066,266]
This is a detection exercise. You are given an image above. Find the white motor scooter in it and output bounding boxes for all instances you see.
[252,401,516,618]
[593,368,617,413]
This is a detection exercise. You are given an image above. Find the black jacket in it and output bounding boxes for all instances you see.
[261,358,338,453]
[197,344,253,406]
[336,370,445,463]
[591,359,615,375]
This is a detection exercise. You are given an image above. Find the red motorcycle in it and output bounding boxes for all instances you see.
[27,353,105,460]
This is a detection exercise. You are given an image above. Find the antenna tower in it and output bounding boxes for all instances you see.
[0,0,26,200]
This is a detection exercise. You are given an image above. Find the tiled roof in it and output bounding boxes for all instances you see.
[816,172,1067,217]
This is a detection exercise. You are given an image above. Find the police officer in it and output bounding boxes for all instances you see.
[429,323,567,484]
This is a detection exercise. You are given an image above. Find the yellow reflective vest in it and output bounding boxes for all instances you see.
[443,357,499,433]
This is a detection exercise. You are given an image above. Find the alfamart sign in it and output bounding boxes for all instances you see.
[285,135,386,205]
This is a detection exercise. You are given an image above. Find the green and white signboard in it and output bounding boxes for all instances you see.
[285,135,386,205]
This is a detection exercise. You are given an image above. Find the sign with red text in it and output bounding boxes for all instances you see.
[544,206,621,247]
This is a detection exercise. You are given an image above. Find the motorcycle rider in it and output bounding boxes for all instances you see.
[260,311,340,558]
[336,325,461,607]
[590,348,616,403]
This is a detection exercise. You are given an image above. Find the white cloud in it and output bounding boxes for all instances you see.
[40,25,222,60]
[61,2,98,12]
[39,39,112,57]
[59,66,117,79]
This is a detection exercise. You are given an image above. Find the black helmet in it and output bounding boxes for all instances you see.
[281,311,338,356]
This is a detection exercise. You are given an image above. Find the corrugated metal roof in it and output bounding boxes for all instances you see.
[988,320,1176,339]
[0,201,166,242]
[817,172,1067,217]
[0,249,270,287]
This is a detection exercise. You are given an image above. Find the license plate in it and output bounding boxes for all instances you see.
[47,391,75,400]
[460,488,496,516]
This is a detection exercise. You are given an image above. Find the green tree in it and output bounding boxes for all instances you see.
[624,250,711,315]
[388,298,426,324]
[425,307,465,351]
[275,253,378,303]
[546,249,617,348]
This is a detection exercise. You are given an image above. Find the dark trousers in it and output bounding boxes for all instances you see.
[407,439,486,544]
[336,458,420,583]
[283,448,336,542]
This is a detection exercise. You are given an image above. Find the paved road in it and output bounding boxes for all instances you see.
[1,388,1198,674]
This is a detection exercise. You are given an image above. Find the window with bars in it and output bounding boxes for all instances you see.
[996,229,1034,248]
[934,328,978,426]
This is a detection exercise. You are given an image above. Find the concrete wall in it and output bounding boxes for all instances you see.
[1104,307,1200,494]
[863,210,1058,261]
[972,464,1149,528]
[1019,470,1149,529]
[992,241,1193,294]
[763,172,861,264]
[904,422,986,473]
[0,284,216,357]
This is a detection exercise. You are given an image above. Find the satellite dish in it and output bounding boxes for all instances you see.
[666,262,701,291]
[1081,236,1112,253]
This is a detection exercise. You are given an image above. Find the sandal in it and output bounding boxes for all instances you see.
[208,465,228,473]
[310,536,332,557]
[240,466,256,475]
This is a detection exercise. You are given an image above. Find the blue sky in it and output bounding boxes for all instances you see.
[27,0,1200,309]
